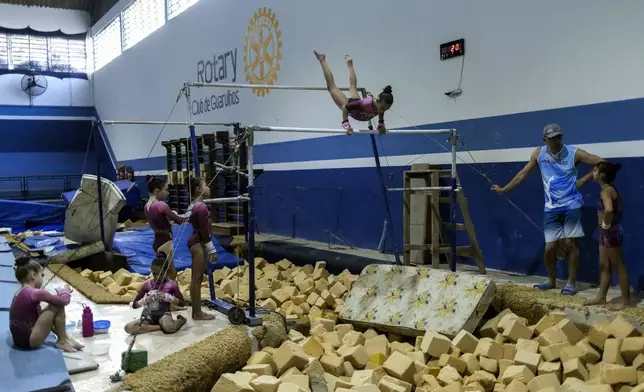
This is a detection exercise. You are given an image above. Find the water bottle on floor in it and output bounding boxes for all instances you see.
[82,304,94,338]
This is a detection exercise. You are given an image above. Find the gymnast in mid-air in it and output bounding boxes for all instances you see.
[314,50,394,135]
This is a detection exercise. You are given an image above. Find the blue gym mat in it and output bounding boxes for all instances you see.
[113,224,242,275]
[1,331,72,392]
[0,266,16,283]
[0,249,13,267]
[0,310,8,327]
[0,281,20,310]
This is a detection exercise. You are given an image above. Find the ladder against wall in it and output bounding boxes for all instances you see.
[402,163,485,274]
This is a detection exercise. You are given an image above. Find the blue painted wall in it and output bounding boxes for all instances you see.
[0,106,114,198]
[248,98,644,289]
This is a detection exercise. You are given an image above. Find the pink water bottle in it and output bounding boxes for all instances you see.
[82,305,94,337]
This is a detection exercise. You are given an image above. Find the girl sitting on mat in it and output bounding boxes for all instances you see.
[313,50,394,135]
[145,175,189,268]
[582,162,631,310]
[9,256,83,352]
[125,254,187,335]
[186,177,216,320]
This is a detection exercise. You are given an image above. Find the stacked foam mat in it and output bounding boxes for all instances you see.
[0,237,74,392]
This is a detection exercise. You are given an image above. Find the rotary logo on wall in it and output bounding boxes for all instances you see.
[244,8,282,97]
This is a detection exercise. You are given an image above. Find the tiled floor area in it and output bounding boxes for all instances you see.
[43,269,235,392]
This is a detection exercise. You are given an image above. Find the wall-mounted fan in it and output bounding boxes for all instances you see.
[21,74,48,97]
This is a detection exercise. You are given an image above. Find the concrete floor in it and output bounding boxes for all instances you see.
[43,270,235,392]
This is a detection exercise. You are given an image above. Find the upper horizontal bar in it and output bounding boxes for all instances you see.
[249,125,454,135]
[187,82,355,92]
[100,120,235,126]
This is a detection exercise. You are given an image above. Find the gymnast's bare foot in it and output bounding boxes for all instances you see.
[69,337,84,350]
[344,55,353,65]
[583,297,607,306]
[313,50,326,61]
[610,299,630,311]
[192,311,215,321]
[56,339,78,353]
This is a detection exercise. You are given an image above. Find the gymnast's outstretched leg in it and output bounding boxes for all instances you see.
[345,55,360,99]
[313,50,349,109]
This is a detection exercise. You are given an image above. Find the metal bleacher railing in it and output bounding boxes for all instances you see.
[0,174,82,204]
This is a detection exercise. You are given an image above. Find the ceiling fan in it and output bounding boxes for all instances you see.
[21,73,48,97]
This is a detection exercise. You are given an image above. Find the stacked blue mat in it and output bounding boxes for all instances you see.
[0,238,74,392]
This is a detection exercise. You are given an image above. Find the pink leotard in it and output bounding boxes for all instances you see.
[9,287,71,348]
[187,201,211,249]
[346,96,384,122]
[145,200,184,252]
[132,279,184,317]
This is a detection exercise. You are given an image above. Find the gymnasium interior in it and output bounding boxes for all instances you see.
[1,1,644,391]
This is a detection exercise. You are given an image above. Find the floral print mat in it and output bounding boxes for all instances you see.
[339,264,496,337]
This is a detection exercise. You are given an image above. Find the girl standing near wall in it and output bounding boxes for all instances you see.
[187,177,216,320]
[582,162,631,310]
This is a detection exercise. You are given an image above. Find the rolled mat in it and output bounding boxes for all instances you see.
[120,326,252,392]
[48,264,131,304]
[493,284,644,326]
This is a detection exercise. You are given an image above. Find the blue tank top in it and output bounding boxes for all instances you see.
[537,145,583,212]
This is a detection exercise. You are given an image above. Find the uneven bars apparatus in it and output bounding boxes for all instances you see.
[186,83,459,270]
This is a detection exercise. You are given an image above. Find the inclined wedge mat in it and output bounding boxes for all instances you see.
[339,264,496,337]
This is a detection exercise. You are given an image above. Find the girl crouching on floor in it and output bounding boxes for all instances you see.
[9,256,83,352]
[125,254,187,335]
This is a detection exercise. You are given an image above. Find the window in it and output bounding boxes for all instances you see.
[122,0,165,50]
[167,0,198,20]
[0,31,86,75]
[93,16,122,72]
[0,33,7,68]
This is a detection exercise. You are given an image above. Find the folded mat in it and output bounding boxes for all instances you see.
[0,265,16,283]
[1,332,72,392]
[0,249,14,266]
[0,281,20,310]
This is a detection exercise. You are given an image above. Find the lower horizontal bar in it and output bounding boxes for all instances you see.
[187,82,355,92]
[202,196,249,204]
[249,126,454,135]
[388,187,459,192]
[101,120,235,126]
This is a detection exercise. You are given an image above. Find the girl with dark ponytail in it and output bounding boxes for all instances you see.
[9,256,83,351]
[583,161,630,310]
[313,50,393,135]
[185,177,215,320]
[144,175,188,268]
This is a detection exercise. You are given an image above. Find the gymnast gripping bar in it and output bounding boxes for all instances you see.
[249,126,454,135]
[187,82,356,92]
[202,196,250,204]
[100,120,236,126]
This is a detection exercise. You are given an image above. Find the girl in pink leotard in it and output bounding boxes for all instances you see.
[124,254,187,335]
[9,256,83,352]
[186,177,216,320]
[313,50,394,135]
[145,175,187,269]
